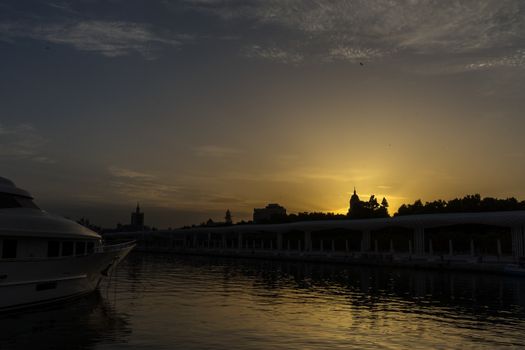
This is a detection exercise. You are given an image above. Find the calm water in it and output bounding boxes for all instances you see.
[2,253,525,350]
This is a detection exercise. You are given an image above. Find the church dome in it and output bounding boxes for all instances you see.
[349,188,360,214]
[350,188,360,202]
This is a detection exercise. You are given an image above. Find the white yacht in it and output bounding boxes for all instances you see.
[0,177,135,311]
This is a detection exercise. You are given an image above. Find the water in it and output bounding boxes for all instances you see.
[2,252,525,350]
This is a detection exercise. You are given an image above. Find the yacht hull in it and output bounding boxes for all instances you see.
[0,243,134,312]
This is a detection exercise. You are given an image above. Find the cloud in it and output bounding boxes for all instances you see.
[243,44,304,64]
[399,48,525,76]
[46,2,80,15]
[106,166,250,210]
[465,49,525,70]
[0,123,55,163]
[0,20,184,58]
[32,156,56,164]
[207,194,245,204]
[194,145,244,158]
[327,46,386,62]
[108,166,181,204]
[183,0,525,67]
[108,166,156,180]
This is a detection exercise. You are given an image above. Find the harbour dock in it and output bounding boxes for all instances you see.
[104,211,525,276]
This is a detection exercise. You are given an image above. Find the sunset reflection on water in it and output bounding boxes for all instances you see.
[3,253,525,349]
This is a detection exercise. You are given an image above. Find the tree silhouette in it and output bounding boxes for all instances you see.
[348,194,390,219]
[394,194,525,216]
[368,195,379,210]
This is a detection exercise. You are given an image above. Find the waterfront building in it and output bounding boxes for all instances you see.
[131,203,144,231]
[253,203,287,224]
[106,210,525,275]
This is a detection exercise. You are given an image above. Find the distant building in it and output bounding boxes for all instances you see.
[253,203,287,224]
[131,203,144,230]
[348,187,360,215]
[225,209,233,225]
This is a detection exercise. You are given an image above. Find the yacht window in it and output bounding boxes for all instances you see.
[48,241,60,257]
[87,242,94,254]
[0,193,39,209]
[0,194,20,208]
[2,239,17,259]
[62,241,74,256]
[75,242,86,256]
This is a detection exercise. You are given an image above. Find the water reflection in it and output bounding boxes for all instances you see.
[3,253,525,350]
[0,291,131,350]
[164,254,525,317]
[110,253,525,349]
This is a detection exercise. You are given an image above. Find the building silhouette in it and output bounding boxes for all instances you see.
[131,203,144,230]
[225,209,233,225]
[253,203,287,224]
[348,187,360,215]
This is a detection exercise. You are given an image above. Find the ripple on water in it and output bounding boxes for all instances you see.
[3,252,525,350]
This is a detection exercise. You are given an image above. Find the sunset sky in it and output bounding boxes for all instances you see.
[1,0,525,228]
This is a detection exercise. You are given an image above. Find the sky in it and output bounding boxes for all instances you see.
[1,0,525,228]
